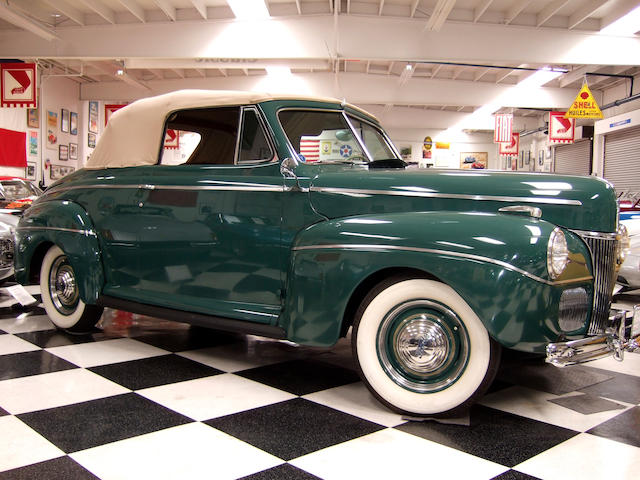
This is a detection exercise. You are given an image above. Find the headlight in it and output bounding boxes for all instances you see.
[547,228,569,279]
[615,223,630,270]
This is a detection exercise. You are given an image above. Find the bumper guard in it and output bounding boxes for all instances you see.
[546,305,640,367]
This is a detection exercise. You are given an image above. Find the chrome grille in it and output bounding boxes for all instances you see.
[575,231,617,335]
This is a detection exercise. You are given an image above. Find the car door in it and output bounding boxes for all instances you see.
[134,106,284,324]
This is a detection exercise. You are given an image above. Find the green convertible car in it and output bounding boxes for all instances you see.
[14,90,639,417]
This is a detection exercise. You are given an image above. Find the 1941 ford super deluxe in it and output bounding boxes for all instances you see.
[14,90,639,417]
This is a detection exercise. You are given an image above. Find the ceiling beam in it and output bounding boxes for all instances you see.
[117,0,146,23]
[410,0,420,17]
[568,0,610,29]
[559,65,591,87]
[3,15,640,66]
[152,0,176,21]
[80,0,115,24]
[474,67,490,81]
[0,3,58,40]
[295,0,302,15]
[495,68,516,83]
[536,0,570,27]
[189,0,207,19]
[600,0,640,30]
[474,0,493,22]
[43,0,85,26]
[425,0,456,31]
[378,0,385,16]
[505,0,531,25]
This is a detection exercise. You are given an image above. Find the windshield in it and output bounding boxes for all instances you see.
[0,180,41,200]
[278,109,398,164]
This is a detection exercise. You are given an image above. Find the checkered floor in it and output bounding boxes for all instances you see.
[0,291,638,480]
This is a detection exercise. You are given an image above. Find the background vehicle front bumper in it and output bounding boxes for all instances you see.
[546,306,640,367]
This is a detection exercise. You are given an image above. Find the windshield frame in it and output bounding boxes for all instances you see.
[276,107,400,165]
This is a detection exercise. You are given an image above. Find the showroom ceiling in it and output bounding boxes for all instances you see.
[1,0,639,131]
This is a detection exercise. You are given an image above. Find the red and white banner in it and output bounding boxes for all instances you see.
[1,63,37,108]
[105,104,127,125]
[499,132,519,156]
[494,113,513,143]
[164,129,180,149]
[548,111,575,144]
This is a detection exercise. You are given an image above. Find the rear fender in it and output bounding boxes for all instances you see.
[15,200,104,304]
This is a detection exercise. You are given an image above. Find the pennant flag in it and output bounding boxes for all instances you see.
[494,114,513,143]
[548,112,575,144]
[565,84,603,119]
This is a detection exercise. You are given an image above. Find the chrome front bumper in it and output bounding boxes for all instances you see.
[546,305,640,367]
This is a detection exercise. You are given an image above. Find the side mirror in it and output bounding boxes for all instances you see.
[280,157,302,192]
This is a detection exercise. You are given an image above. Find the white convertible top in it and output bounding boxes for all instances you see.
[85,89,371,169]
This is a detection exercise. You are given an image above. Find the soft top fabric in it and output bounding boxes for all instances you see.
[85,89,366,169]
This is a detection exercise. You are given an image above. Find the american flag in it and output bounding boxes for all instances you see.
[300,138,320,162]
[494,114,513,143]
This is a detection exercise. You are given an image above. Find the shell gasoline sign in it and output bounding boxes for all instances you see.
[565,84,603,119]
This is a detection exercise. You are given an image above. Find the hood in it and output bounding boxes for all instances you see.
[308,167,618,233]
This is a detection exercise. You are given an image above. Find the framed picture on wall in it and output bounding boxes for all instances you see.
[70,112,78,135]
[26,162,36,180]
[89,101,98,133]
[88,132,96,148]
[69,143,78,160]
[27,108,39,128]
[61,109,70,133]
[59,144,68,160]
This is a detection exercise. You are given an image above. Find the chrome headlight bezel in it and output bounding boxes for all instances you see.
[615,223,630,269]
[547,227,569,279]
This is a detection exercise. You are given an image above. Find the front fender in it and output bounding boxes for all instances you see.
[15,200,104,304]
[281,211,592,349]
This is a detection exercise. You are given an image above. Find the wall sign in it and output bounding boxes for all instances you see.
[494,113,513,143]
[1,63,37,108]
[548,111,575,144]
[499,133,519,156]
[565,84,603,119]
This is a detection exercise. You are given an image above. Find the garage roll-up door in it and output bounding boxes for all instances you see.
[604,125,640,194]
[553,140,591,176]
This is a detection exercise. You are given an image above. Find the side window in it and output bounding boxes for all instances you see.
[160,107,240,165]
[278,110,365,163]
[239,108,273,163]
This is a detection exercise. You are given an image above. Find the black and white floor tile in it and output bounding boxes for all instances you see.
[0,290,638,479]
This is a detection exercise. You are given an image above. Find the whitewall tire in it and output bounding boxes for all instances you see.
[40,245,103,333]
[352,277,500,417]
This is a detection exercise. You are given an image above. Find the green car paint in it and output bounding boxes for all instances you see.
[14,97,619,354]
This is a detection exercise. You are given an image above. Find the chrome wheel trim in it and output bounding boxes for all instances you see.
[48,255,79,316]
[377,300,469,393]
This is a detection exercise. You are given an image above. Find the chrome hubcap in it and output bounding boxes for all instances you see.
[394,315,452,376]
[49,256,79,315]
[377,300,469,393]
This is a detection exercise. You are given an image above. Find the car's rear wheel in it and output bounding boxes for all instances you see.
[352,277,500,417]
[40,245,103,334]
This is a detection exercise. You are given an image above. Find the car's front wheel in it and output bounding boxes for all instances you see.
[352,277,500,417]
[40,245,104,334]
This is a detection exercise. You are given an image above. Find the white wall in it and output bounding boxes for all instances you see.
[0,74,83,188]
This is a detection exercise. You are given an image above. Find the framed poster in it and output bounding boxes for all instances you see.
[27,108,39,128]
[28,130,38,156]
[26,162,36,180]
[70,111,78,135]
[88,101,98,133]
[460,152,487,169]
[105,104,126,125]
[46,110,58,148]
[69,142,78,160]
[59,144,68,160]
[88,132,96,148]
[61,108,69,133]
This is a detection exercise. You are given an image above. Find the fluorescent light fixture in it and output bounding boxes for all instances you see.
[517,67,564,88]
[226,0,269,20]
[266,66,291,77]
[601,6,640,35]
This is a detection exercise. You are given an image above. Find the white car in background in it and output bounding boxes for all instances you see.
[0,212,19,282]
[618,212,640,292]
